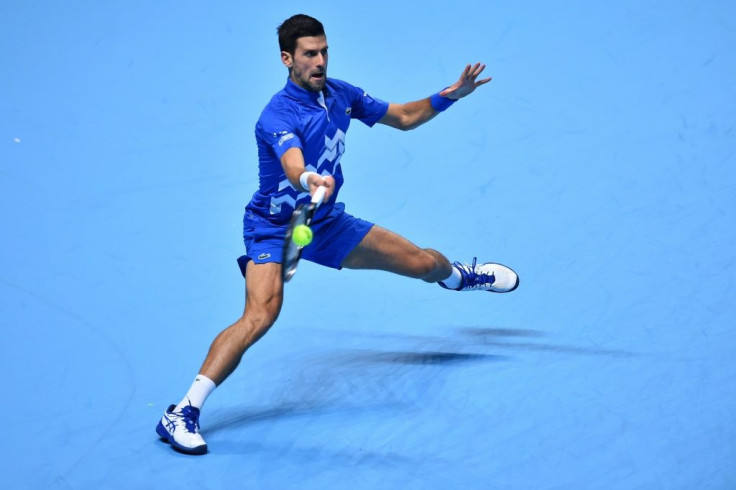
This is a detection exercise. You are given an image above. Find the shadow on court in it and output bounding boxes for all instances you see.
[202,325,636,441]
[458,327,638,358]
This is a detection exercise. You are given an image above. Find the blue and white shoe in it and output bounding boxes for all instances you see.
[156,404,208,455]
[441,258,519,293]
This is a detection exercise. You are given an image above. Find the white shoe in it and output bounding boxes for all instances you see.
[442,258,519,293]
[156,404,207,455]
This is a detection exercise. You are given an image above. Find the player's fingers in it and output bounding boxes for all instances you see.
[323,176,336,195]
[467,63,481,79]
[468,63,485,80]
[475,76,492,86]
[461,64,471,79]
[309,176,326,194]
[324,178,336,200]
[307,173,320,189]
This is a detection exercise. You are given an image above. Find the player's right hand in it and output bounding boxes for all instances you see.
[307,173,335,202]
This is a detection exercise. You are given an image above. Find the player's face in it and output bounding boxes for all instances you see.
[282,35,328,92]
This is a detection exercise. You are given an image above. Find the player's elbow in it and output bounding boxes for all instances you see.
[383,104,420,131]
[398,115,420,131]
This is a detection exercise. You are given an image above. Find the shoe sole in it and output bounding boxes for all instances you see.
[156,421,208,455]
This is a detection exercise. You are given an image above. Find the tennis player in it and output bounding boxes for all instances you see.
[156,14,519,454]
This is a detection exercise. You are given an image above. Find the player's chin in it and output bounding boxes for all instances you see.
[309,76,326,90]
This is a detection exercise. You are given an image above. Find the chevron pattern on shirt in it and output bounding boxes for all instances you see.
[317,129,346,175]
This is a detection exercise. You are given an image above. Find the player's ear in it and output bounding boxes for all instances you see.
[281,51,293,69]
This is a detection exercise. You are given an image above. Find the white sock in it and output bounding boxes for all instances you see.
[176,374,216,411]
[439,265,463,289]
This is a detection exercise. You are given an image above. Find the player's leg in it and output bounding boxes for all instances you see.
[198,261,284,384]
[341,225,519,292]
[156,261,284,455]
[341,225,452,282]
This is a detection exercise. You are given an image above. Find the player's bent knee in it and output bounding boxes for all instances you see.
[233,307,280,348]
[240,294,282,333]
[408,249,440,280]
[247,303,280,329]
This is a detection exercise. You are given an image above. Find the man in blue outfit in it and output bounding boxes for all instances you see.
[157,14,519,455]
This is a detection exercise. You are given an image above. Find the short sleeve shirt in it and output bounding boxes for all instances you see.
[245,78,389,225]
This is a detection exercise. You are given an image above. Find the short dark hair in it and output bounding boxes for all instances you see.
[277,14,325,54]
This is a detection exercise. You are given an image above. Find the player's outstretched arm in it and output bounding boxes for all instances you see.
[377,63,492,131]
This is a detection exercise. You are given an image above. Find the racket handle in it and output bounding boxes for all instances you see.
[311,185,327,206]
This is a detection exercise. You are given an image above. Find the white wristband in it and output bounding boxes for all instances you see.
[299,171,319,191]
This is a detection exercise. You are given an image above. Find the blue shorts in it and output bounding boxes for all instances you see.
[238,204,374,276]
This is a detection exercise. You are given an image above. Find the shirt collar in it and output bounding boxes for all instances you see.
[284,78,329,105]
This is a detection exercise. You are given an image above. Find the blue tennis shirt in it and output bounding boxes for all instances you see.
[245,78,389,226]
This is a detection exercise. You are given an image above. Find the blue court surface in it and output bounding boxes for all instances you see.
[2,1,735,488]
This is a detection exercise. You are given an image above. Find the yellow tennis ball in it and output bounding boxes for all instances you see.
[292,224,313,246]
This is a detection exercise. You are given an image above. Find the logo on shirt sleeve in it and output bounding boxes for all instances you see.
[277,132,295,146]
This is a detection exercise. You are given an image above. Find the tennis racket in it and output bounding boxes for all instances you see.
[282,185,327,282]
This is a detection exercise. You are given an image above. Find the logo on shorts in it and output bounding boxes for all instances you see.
[345,107,352,115]
[258,253,271,260]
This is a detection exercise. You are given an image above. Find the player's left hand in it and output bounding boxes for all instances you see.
[440,63,492,100]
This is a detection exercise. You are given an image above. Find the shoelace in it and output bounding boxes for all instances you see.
[172,406,201,433]
[456,257,495,289]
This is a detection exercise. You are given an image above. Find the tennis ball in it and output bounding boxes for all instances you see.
[292,224,313,246]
